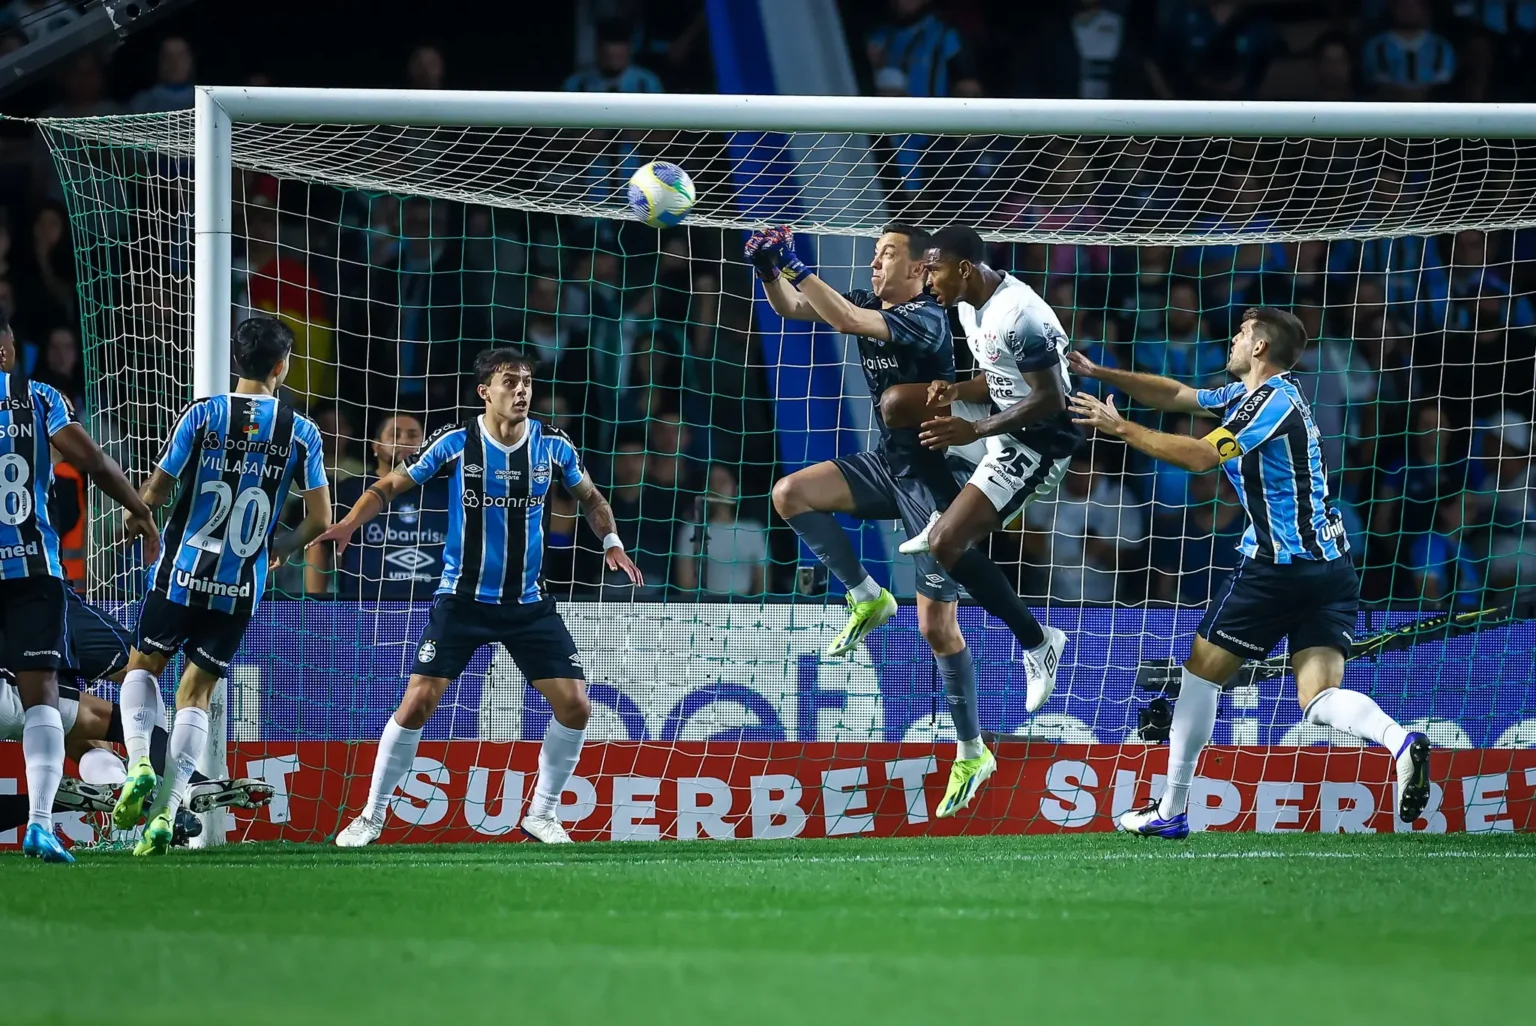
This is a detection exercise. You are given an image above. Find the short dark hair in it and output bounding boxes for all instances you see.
[473,346,536,386]
[233,316,293,380]
[879,221,932,259]
[596,17,632,44]
[0,308,9,336]
[928,224,986,265]
[1243,307,1308,369]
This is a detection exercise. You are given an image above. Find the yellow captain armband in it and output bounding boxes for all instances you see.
[1203,426,1242,463]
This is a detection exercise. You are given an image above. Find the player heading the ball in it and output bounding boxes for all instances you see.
[1069,309,1432,838]
[114,316,332,855]
[319,349,643,848]
[0,309,159,863]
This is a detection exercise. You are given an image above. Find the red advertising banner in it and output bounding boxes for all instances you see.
[4,743,1534,846]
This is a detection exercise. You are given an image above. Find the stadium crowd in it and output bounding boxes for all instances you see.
[1,0,1534,611]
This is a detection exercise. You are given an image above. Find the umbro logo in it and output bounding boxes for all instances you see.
[464,464,482,475]
[1042,648,1057,674]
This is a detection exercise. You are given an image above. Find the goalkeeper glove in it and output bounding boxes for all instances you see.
[744,230,780,281]
[761,225,809,283]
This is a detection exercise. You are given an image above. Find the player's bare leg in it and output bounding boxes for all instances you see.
[917,597,996,817]
[337,673,452,848]
[1119,636,1243,839]
[134,660,221,855]
[113,648,171,830]
[17,667,72,862]
[1293,646,1429,823]
[773,462,897,657]
[520,677,592,843]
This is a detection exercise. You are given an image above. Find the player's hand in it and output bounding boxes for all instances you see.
[918,415,979,450]
[926,379,959,406]
[308,520,358,559]
[759,225,809,283]
[1070,391,1128,436]
[606,546,644,586]
[1066,350,1100,378]
[744,230,780,281]
[124,511,160,563]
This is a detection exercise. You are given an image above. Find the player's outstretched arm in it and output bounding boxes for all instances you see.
[927,376,990,407]
[1069,392,1222,473]
[921,367,1068,449]
[1066,350,1210,416]
[309,469,413,559]
[569,472,644,585]
[746,228,824,324]
[51,422,160,561]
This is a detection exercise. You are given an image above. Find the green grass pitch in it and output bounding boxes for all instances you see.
[5,833,1534,1025]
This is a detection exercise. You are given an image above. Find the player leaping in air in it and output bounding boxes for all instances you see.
[1068,307,1431,838]
[0,310,159,862]
[900,226,1083,691]
[320,349,643,848]
[749,223,1066,818]
[113,316,332,855]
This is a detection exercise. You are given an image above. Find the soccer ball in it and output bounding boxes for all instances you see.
[626,161,696,228]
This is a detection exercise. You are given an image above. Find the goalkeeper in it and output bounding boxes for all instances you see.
[1068,308,1431,838]
[748,224,1064,818]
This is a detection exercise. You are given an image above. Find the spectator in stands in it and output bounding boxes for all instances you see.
[1148,468,1244,606]
[10,202,75,346]
[33,51,121,205]
[1012,0,1146,100]
[406,44,446,89]
[1307,30,1361,101]
[1328,171,1447,330]
[1432,228,1536,334]
[675,465,767,597]
[1022,450,1147,605]
[0,0,79,42]
[605,438,666,596]
[34,326,84,413]
[1481,410,1536,595]
[1382,405,1472,551]
[129,36,196,113]
[867,0,982,98]
[1363,0,1459,101]
[1404,497,1483,607]
[232,176,334,407]
[0,279,23,358]
[1293,312,1379,482]
[1456,0,1536,101]
[564,17,663,93]
[1151,1,1282,100]
[522,274,588,383]
[1132,279,1225,388]
[314,403,366,485]
[0,212,11,290]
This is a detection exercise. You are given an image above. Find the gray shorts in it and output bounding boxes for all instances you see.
[832,450,965,602]
[0,680,80,741]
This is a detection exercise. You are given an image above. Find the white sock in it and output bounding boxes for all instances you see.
[23,704,65,830]
[957,737,985,760]
[529,719,585,819]
[1159,668,1221,819]
[148,706,208,822]
[119,669,164,764]
[1304,688,1409,755]
[78,747,128,786]
[361,716,423,824]
[847,577,881,603]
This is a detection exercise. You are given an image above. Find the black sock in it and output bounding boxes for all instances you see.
[0,793,26,833]
[150,724,168,776]
[786,511,871,592]
[106,704,124,744]
[949,548,1046,650]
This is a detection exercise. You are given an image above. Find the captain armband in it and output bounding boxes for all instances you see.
[1202,426,1243,463]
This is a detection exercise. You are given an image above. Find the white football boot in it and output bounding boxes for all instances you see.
[335,815,384,848]
[520,812,573,844]
[1023,626,1067,714]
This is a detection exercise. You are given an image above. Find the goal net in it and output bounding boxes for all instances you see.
[30,91,1536,843]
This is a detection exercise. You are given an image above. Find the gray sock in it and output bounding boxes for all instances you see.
[936,647,982,743]
[787,511,871,592]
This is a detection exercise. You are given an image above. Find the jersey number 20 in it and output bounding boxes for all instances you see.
[187,481,272,559]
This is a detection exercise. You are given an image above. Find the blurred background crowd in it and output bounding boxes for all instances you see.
[2,0,1534,611]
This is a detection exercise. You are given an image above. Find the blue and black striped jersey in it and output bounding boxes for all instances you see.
[0,373,73,581]
[1197,375,1349,564]
[404,417,585,604]
[843,289,956,480]
[148,393,326,613]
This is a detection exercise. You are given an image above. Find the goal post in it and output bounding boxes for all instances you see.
[31,88,1536,846]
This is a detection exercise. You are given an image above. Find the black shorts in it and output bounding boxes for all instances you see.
[0,575,70,672]
[63,590,131,682]
[411,594,584,683]
[832,450,967,601]
[1199,556,1360,660]
[136,590,253,676]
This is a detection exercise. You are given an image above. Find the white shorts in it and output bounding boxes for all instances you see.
[968,434,1072,521]
[0,680,80,742]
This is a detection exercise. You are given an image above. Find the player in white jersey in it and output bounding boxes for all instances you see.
[900,226,1084,707]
